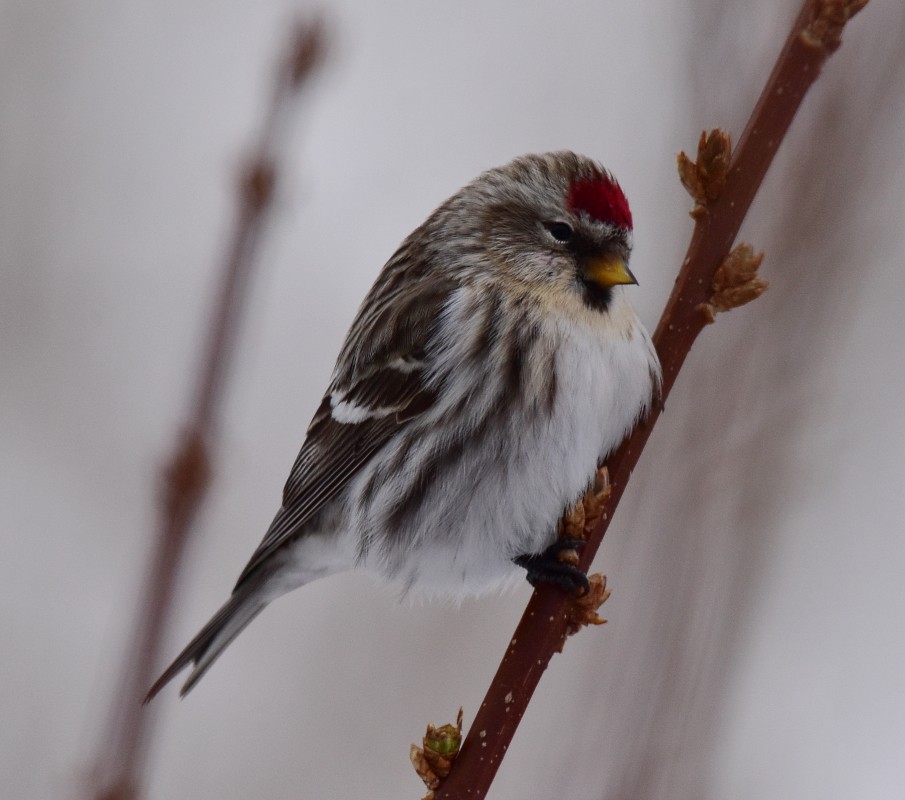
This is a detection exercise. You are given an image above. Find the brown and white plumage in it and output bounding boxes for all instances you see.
[146,152,661,700]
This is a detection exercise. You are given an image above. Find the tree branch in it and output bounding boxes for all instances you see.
[433,2,868,798]
[87,20,325,800]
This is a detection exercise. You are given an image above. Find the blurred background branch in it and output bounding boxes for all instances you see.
[87,20,325,800]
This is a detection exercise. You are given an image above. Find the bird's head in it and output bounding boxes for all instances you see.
[443,152,636,315]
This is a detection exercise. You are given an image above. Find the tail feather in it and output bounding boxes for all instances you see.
[144,581,268,702]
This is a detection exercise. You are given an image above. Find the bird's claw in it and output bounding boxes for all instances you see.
[514,538,591,596]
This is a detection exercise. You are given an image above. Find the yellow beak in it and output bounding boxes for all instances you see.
[582,255,638,288]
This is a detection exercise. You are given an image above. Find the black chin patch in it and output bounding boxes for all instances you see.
[578,276,613,312]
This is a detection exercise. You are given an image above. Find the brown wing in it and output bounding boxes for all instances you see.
[232,278,454,588]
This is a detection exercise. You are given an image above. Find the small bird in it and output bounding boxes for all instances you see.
[146,151,661,700]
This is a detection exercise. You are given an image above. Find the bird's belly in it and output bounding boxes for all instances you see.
[352,318,655,598]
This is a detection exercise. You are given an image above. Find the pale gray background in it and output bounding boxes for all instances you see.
[2,1,904,798]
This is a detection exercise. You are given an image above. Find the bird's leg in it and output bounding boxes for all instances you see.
[514,538,590,596]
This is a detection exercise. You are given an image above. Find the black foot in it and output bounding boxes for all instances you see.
[514,539,590,596]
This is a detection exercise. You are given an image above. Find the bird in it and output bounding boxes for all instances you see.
[145,151,661,700]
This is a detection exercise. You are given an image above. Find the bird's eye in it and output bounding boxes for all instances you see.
[547,222,574,243]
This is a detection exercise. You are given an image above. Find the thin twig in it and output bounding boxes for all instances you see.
[433,2,868,798]
[87,20,325,800]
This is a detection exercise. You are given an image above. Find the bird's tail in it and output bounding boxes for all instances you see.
[144,577,269,702]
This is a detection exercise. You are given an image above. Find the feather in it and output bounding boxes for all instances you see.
[231,279,453,589]
[144,573,268,701]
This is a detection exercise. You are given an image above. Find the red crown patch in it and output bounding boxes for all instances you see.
[567,177,632,230]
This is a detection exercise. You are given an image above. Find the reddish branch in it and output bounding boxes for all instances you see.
[433,2,868,798]
[88,21,325,800]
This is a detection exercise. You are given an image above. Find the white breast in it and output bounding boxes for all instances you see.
[347,290,659,598]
